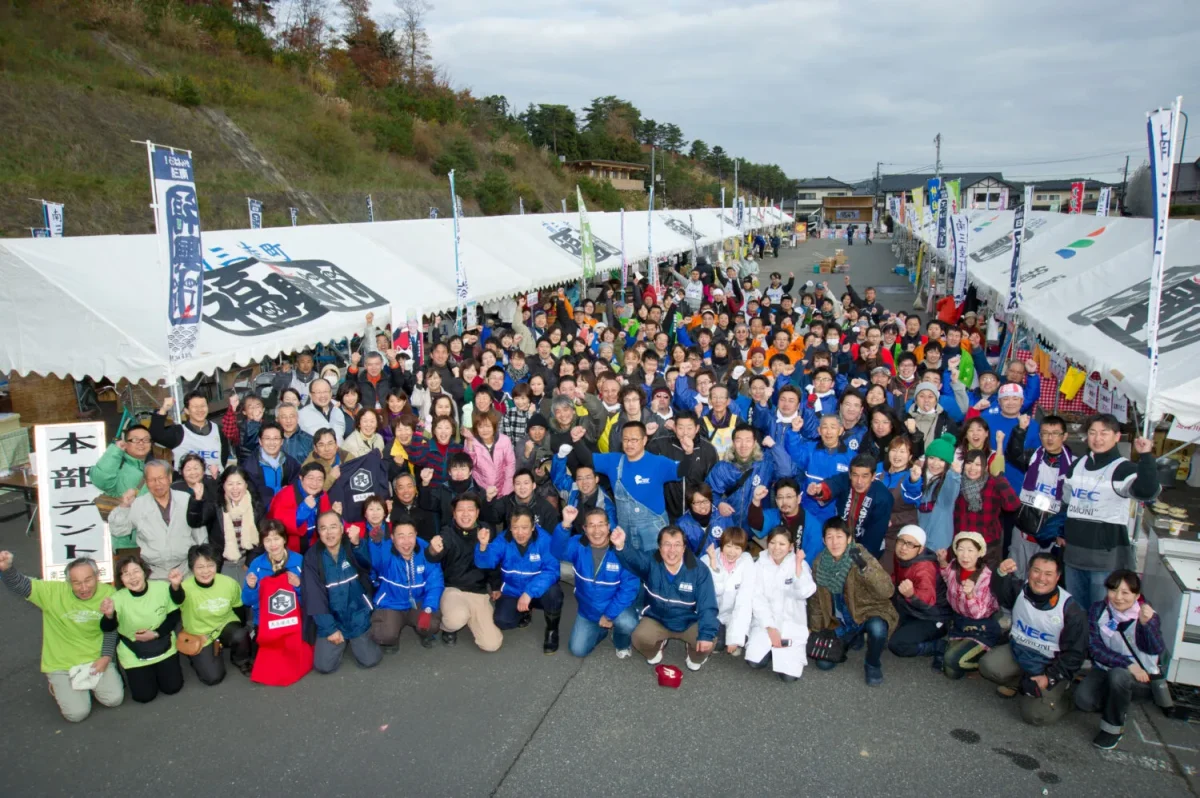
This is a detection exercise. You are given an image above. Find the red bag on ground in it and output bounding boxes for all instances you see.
[251,572,313,687]
[655,664,682,689]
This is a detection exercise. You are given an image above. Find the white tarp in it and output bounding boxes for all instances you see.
[0,205,759,385]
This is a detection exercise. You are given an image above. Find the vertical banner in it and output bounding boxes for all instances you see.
[36,421,113,582]
[735,195,744,229]
[935,195,949,250]
[149,144,204,362]
[1005,204,1026,314]
[998,187,1009,210]
[519,196,524,216]
[367,194,375,222]
[647,182,657,292]
[947,179,961,214]
[31,228,51,238]
[951,213,969,303]
[448,170,468,334]
[898,192,906,225]
[561,198,567,214]
[576,185,596,280]
[926,177,942,212]
[1144,97,1183,430]
[689,212,700,263]
[42,201,65,237]
[1096,186,1112,217]
[248,198,263,229]
[289,207,298,226]
[429,207,439,219]
[913,187,924,229]
[620,207,628,292]
[1069,181,1085,214]
[1024,184,1034,210]
[719,187,726,247]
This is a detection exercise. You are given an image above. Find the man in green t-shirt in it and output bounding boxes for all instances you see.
[0,551,124,722]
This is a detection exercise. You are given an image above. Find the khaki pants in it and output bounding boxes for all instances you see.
[632,617,708,665]
[47,666,124,723]
[370,607,442,646]
[979,643,1072,726]
[441,588,503,652]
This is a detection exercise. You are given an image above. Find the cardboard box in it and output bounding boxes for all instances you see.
[834,254,847,266]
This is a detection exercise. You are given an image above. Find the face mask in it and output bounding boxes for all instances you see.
[826,338,839,348]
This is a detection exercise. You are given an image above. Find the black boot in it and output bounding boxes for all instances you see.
[518,611,533,629]
[543,614,560,655]
[441,630,457,646]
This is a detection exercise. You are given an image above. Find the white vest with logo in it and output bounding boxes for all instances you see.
[290,372,312,404]
[1011,587,1071,658]
[1098,604,1161,675]
[174,423,222,470]
[1065,457,1128,526]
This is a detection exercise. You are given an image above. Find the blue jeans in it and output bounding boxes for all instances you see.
[814,616,889,670]
[1065,567,1109,611]
[568,606,640,657]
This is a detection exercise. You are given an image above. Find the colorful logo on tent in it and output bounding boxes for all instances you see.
[1055,226,1106,259]
[973,215,1000,233]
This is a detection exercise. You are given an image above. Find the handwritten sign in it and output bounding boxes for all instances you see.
[35,422,113,582]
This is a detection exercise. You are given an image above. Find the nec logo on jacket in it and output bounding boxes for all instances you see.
[530,553,541,562]
[678,582,694,593]
[605,562,620,572]
[1015,619,1055,641]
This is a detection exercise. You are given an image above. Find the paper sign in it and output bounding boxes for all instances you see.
[35,422,113,582]
[1167,416,1200,443]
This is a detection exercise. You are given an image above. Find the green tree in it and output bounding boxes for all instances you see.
[518,103,581,160]
[689,139,709,162]
[660,123,684,154]
[476,170,515,215]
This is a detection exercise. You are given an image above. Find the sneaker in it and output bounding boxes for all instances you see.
[728,646,744,658]
[441,630,458,647]
[419,636,434,649]
[615,648,632,659]
[685,656,706,672]
[995,684,1018,698]
[777,673,799,683]
[1092,730,1123,750]
[931,654,944,672]
[865,663,883,686]
[646,641,667,666]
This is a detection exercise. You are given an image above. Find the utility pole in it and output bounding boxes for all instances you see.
[649,147,656,210]
[1119,155,1130,214]
[934,133,943,175]
[874,161,883,228]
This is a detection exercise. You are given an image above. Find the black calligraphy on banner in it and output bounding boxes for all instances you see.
[969,217,1047,264]
[36,422,110,581]
[663,217,701,241]
[203,259,387,336]
[541,221,619,263]
[1067,266,1200,354]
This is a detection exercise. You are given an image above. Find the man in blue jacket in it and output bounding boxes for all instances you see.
[613,525,719,672]
[351,519,444,651]
[808,455,895,559]
[552,506,641,658]
[474,508,563,653]
[302,510,382,674]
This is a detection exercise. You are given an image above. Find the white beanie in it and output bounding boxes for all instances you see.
[897,524,927,549]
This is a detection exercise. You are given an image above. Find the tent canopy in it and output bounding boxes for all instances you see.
[0,206,791,384]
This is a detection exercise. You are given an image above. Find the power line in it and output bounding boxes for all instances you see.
[941,146,1145,170]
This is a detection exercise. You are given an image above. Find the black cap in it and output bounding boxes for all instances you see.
[527,412,549,431]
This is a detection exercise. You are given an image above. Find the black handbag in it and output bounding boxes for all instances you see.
[806,629,847,663]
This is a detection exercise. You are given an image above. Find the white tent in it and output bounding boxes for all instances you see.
[0,205,761,385]
[912,209,1200,423]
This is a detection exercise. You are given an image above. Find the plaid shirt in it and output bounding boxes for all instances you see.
[501,405,533,442]
[953,476,1021,545]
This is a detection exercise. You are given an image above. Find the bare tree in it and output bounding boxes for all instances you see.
[1123,161,1152,217]
[396,0,433,81]
[279,0,333,54]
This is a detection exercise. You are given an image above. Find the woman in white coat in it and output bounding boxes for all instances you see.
[745,526,818,682]
[700,527,756,656]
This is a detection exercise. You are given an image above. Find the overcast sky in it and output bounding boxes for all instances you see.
[419,0,1200,184]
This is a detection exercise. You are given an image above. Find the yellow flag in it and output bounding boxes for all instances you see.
[913,187,925,228]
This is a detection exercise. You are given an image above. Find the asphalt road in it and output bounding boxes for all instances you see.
[1,238,1197,797]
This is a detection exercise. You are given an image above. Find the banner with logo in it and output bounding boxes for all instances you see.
[35,421,113,582]
[429,207,439,219]
[367,195,375,222]
[998,188,1009,210]
[1024,184,1034,211]
[951,213,969,303]
[1049,200,1061,213]
[620,206,627,290]
[1096,186,1112,217]
[735,196,744,228]
[577,185,596,279]
[936,195,949,250]
[42,201,64,237]
[913,187,924,229]
[926,177,942,211]
[1005,204,1025,313]
[448,171,467,333]
[1144,97,1182,427]
[150,144,204,362]
[289,207,298,226]
[1069,181,1085,214]
[31,228,51,238]
[248,198,263,229]
[947,179,961,214]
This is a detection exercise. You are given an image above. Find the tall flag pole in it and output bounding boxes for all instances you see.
[648,147,657,297]
[1096,186,1112,217]
[1143,95,1184,434]
[449,170,468,334]
[619,207,627,293]
[367,194,375,222]
[577,185,596,281]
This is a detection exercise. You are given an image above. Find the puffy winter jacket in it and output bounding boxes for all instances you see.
[700,551,755,646]
[550,524,639,623]
[462,433,516,497]
[242,550,304,612]
[474,526,559,599]
[89,443,149,548]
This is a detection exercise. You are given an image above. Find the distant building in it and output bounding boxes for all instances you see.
[867,173,1020,215]
[783,177,855,219]
[1172,157,1200,209]
[1024,179,1118,213]
[822,195,875,226]
[564,159,646,192]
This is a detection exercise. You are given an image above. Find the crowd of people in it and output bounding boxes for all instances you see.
[0,260,1173,751]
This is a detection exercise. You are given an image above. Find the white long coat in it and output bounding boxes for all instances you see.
[700,551,755,647]
[744,552,817,678]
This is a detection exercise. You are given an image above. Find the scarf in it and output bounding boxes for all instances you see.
[1021,446,1075,502]
[507,364,529,382]
[813,546,856,594]
[1099,601,1141,649]
[805,385,836,414]
[222,492,259,562]
[295,490,319,541]
[692,510,712,527]
[960,473,986,512]
[259,451,283,495]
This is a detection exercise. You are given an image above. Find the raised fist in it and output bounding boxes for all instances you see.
[561,506,579,527]
[610,527,626,551]
[120,489,137,508]
[245,573,258,589]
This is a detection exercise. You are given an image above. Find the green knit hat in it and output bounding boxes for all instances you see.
[924,433,958,465]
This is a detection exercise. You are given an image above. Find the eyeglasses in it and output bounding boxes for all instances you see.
[125,437,151,445]
[896,539,922,549]
[1040,430,1065,438]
